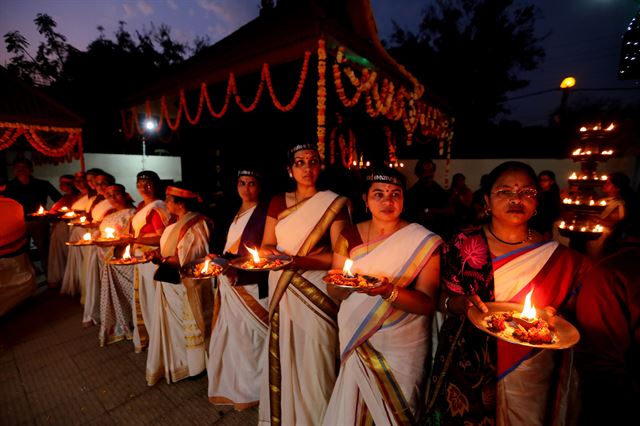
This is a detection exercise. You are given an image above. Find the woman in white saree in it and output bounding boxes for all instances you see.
[81,172,116,327]
[426,161,590,426]
[61,170,99,297]
[323,168,442,426]
[146,183,212,385]
[258,143,350,425]
[97,184,136,345]
[129,171,171,353]
[208,168,269,410]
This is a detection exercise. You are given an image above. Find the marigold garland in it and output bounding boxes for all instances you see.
[316,39,327,162]
[119,38,454,164]
[331,46,453,146]
[0,121,83,162]
[121,51,311,139]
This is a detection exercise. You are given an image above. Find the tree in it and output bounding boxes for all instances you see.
[3,15,210,153]
[387,0,545,155]
[4,13,73,85]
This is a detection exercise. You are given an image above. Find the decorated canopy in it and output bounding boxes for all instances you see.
[0,66,85,168]
[122,0,453,173]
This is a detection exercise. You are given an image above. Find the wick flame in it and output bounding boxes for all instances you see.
[80,216,86,223]
[63,211,75,218]
[104,227,116,239]
[342,259,355,278]
[200,259,211,274]
[521,289,537,320]
[82,232,91,241]
[37,206,45,215]
[60,206,69,212]
[245,245,261,264]
[123,245,131,260]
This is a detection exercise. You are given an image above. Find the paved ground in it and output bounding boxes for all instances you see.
[0,286,258,425]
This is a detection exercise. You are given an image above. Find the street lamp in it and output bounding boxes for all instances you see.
[142,118,157,171]
[559,76,576,113]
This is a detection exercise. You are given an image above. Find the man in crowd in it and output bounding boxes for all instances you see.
[4,158,61,276]
[405,158,454,238]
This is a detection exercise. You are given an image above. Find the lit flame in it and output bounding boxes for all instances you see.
[245,246,262,264]
[342,258,355,278]
[579,126,587,132]
[521,289,537,320]
[593,225,604,233]
[104,227,116,239]
[37,206,45,215]
[572,148,581,156]
[60,206,69,212]
[63,211,76,218]
[601,175,608,180]
[569,225,575,230]
[122,244,131,260]
[581,226,587,232]
[559,221,566,229]
[563,198,571,204]
[569,172,577,180]
[586,150,592,155]
[599,200,607,206]
[589,200,595,206]
[200,258,210,273]
[80,216,86,223]
[605,123,614,131]
[82,232,91,241]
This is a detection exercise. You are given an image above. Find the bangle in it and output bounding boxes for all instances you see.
[384,286,399,304]
[443,296,451,313]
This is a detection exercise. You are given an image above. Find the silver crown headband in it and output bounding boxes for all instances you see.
[366,173,404,188]
[237,170,261,178]
[288,143,318,156]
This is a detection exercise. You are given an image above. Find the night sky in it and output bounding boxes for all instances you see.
[1,0,638,126]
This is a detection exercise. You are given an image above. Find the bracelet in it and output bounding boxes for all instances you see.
[443,296,451,313]
[383,286,399,304]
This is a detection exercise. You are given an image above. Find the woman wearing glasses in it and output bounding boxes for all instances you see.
[425,161,591,425]
[258,143,350,426]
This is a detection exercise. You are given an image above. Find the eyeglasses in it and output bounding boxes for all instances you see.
[491,188,538,200]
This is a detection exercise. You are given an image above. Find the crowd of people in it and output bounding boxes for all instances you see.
[0,150,638,425]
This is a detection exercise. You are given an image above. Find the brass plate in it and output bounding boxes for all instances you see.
[467,302,580,350]
[228,254,292,272]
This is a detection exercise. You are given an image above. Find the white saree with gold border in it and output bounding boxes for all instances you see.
[258,190,346,426]
[322,224,442,426]
[146,212,211,385]
[130,200,171,352]
[207,206,269,410]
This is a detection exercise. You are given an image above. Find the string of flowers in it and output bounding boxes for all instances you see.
[331,45,453,145]
[22,129,82,157]
[385,126,397,164]
[0,128,23,150]
[329,125,356,169]
[121,51,311,139]
[317,39,327,161]
[0,122,83,159]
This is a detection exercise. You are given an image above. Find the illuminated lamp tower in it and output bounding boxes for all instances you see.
[557,123,617,251]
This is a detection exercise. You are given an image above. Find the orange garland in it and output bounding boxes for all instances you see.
[121,51,311,139]
[331,46,453,146]
[0,121,83,162]
[317,39,327,162]
[119,38,453,164]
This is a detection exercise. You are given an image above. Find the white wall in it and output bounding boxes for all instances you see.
[399,157,639,192]
[6,153,182,205]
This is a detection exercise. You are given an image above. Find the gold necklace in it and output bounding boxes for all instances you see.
[234,205,254,224]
